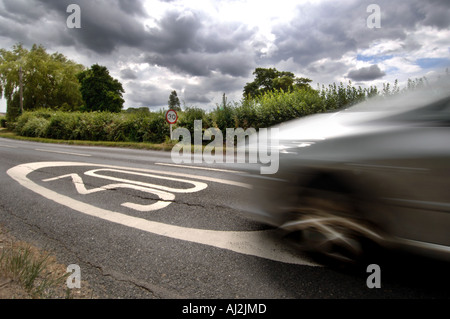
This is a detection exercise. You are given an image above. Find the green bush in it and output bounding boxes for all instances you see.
[211,105,236,133]
[14,112,34,134]
[20,117,49,137]
[243,88,325,128]
[13,109,170,144]
[74,112,114,141]
[142,112,170,143]
[177,107,212,135]
[45,112,79,140]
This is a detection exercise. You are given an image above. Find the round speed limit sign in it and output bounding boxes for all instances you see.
[165,109,178,124]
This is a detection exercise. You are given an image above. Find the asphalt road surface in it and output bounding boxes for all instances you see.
[1,137,449,301]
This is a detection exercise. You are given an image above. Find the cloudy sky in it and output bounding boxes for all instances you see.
[1,0,449,113]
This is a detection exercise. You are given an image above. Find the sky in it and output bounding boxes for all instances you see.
[0,0,449,113]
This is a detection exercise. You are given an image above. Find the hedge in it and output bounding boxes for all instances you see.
[14,109,169,143]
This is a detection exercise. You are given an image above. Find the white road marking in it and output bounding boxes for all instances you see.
[35,149,91,157]
[0,144,18,148]
[7,161,318,266]
[144,168,252,189]
[84,168,208,193]
[155,162,244,174]
[43,173,175,212]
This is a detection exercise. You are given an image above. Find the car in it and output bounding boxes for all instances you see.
[242,83,450,266]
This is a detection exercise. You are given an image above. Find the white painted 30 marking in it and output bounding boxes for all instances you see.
[7,161,318,266]
[43,173,176,212]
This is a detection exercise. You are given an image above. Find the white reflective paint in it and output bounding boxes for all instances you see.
[43,173,175,212]
[155,162,244,174]
[84,168,208,193]
[35,148,92,157]
[7,161,318,266]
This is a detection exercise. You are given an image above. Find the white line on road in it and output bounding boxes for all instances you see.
[34,149,91,157]
[7,161,318,266]
[0,144,18,148]
[84,168,208,193]
[155,162,244,174]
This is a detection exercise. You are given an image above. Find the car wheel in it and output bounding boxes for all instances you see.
[282,187,382,267]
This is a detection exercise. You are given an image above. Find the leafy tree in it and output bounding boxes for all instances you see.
[168,90,181,111]
[77,64,125,112]
[243,67,312,99]
[0,43,84,121]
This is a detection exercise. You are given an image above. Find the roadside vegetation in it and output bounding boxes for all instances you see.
[0,42,441,146]
[4,76,431,145]
[0,226,93,299]
[10,108,169,143]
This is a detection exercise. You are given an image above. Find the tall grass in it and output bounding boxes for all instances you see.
[0,241,69,298]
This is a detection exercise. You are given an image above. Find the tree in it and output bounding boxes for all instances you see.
[243,67,312,99]
[0,43,84,120]
[168,90,181,111]
[77,64,125,112]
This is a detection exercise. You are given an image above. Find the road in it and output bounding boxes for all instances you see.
[0,137,449,301]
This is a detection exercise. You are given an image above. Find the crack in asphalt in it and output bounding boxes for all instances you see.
[0,201,184,298]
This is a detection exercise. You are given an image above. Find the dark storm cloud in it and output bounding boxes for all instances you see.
[306,60,348,76]
[144,49,255,77]
[117,0,147,17]
[0,0,59,45]
[415,0,450,29]
[0,1,258,77]
[120,68,138,80]
[30,0,149,54]
[144,10,203,54]
[1,0,47,23]
[1,0,449,111]
[269,2,361,66]
[347,64,386,81]
[142,10,257,77]
[269,0,450,68]
[0,0,149,53]
[184,91,211,104]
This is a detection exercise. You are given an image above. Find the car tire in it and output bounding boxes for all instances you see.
[282,185,382,268]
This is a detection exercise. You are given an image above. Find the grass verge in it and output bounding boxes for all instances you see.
[0,128,234,154]
[0,225,95,299]
[0,128,177,151]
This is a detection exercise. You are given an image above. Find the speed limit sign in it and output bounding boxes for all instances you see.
[166,109,178,140]
[165,109,178,124]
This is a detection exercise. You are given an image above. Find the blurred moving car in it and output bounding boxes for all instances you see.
[244,84,450,265]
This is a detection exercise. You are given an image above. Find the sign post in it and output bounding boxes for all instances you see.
[165,109,178,140]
